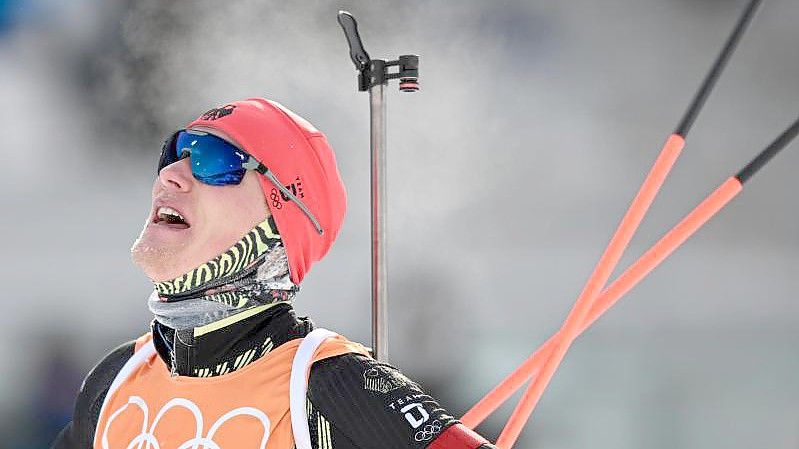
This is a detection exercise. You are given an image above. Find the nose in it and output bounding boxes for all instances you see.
[158,158,194,192]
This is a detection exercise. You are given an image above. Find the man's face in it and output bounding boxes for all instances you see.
[131,144,269,282]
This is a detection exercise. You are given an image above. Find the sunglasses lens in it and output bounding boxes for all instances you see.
[173,130,249,185]
[157,133,181,174]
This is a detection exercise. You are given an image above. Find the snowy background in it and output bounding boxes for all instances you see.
[1,0,797,447]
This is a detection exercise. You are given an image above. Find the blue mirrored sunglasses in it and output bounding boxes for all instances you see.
[157,129,324,234]
[158,129,255,185]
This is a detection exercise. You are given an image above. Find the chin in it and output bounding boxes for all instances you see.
[131,237,186,282]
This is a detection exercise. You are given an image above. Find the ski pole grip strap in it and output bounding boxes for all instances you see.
[428,423,494,449]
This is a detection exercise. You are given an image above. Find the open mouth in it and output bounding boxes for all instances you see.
[154,206,190,229]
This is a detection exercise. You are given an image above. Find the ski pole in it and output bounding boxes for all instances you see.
[461,0,763,428]
[495,113,799,449]
[337,11,419,362]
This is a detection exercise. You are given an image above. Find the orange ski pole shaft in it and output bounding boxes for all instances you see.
[462,136,687,431]
[461,126,684,430]
[495,115,799,449]
[464,132,687,424]
[496,178,742,449]
[461,0,763,429]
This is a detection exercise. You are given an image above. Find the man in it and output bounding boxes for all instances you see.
[53,98,496,449]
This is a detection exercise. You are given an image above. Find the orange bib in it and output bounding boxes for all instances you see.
[94,329,369,449]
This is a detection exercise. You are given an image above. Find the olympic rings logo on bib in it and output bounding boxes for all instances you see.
[100,395,271,449]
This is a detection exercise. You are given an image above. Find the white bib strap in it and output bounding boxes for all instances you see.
[289,328,338,449]
[92,339,157,446]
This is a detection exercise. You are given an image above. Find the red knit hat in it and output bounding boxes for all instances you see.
[186,98,346,284]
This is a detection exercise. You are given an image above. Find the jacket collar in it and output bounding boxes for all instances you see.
[151,303,313,377]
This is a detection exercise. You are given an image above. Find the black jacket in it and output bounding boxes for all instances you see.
[52,305,493,449]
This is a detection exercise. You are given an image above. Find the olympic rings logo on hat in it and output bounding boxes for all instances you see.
[100,395,271,449]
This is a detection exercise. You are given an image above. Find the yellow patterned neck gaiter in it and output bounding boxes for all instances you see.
[149,215,298,330]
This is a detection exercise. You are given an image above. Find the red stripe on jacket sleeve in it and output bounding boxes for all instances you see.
[428,423,491,449]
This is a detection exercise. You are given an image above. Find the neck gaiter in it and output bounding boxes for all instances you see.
[147,216,299,331]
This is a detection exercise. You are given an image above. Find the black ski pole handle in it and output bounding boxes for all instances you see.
[337,11,371,71]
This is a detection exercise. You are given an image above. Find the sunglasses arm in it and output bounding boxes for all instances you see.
[245,159,325,236]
